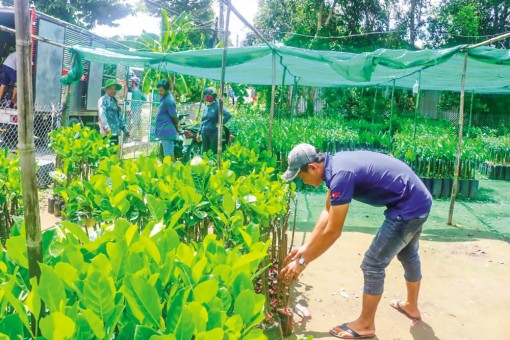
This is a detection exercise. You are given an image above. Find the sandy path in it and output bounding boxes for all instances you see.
[289,231,510,340]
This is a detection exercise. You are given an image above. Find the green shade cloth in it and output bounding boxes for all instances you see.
[68,44,510,93]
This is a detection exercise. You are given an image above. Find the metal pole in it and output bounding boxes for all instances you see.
[371,87,378,131]
[389,80,396,152]
[279,58,287,122]
[468,90,474,137]
[15,0,44,334]
[217,2,230,167]
[268,52,277,153]
[448,51,469,226]
[413,71,422,140]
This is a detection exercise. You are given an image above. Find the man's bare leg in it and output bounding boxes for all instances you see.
[397,280,421,319]
[331,293,380,338]
[0,85,5,102]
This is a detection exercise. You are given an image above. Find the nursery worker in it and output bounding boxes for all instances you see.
[280,144,432,339]
[197,87,232,153]
[98,79,130,144]
[127,76,147,140]
[155,79,180,161]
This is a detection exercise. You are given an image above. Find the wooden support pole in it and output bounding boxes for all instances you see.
[14,0,44,334]
[388,80,396,152]
[217,1,231,167]
[448,51,469,226]
[468,90,475,137]
[268,52,276,154]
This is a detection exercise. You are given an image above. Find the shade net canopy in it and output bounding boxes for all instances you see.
[69,44,510,93]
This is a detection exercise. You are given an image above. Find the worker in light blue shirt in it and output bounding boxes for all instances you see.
[197,87,232,153]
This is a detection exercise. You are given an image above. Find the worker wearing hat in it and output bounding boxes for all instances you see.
[98,79,130,143]
[280,144,432,339]
[197,87,232,153]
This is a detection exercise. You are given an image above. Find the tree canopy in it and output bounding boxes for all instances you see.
[247,0,510,51]
[32,0,132,29]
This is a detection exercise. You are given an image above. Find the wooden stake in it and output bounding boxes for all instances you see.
[217,1,231,167]
[268,52,276,153]
[14,0,44,334]
[448,51,469,226]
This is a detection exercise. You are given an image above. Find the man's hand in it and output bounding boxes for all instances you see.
[284,244,307,265]
[125,132,131,139]
[280,257,306,284]
[105,127,111,135]
[196,135,202,143]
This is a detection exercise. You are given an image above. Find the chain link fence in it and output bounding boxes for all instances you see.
[0,100,61,188]
[120,101,201,160]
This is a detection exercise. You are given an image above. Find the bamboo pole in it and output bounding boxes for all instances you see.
[448,51,469,226]
[388,80,396,152]
[371,87,378,131]
[15,0,44,334]
[413,71,422,140]
[467,90,475,137]
[217,2,231,168]
[268,52,277,154]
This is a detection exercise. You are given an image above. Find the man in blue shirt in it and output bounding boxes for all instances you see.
[198,87,232,153]
[98,79,130,144]
[155,79,180,160]
[280,144,432,339]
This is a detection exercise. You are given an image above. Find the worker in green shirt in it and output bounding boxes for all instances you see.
[128,76,147,140]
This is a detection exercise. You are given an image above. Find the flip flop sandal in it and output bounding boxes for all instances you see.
[329,323,376,339]
[390,300,422,321]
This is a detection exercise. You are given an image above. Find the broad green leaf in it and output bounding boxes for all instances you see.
[233,290,256,324]
[25,277,41,322]
[62,244,85,273]
[176,243,194,267]
[150,335,176,340]
[54,262,79,290]
[166,288,191,332]
[222,193,235,215]
[80,308,106,339]
[122,274,162,329]
[0,333,10,340]
[106,242,127,281]
[218,287,232,311]
[112,190,131,215]
[140,236,161,264]
[60,221,90,244]
[82,270,116,320]
[40,312,75,340]
[224,315,243,337]
[0,314,24,340]
[232,272,254,298]
[168,205,189,230]
[39,263,66,313]
[191,257,207,283]
[188,301,208,333]
[196,328,224,340]
[5,236,28,268]
[146,194,166,220]
[174,306,194,340]
[110,166,125,193]
[193,279,218,304]
[242,328,266,339]
[134,325,160,340]
[74,315,96,340]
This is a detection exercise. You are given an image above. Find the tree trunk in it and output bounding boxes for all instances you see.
[316,1,324,36]
[14,0,44,334]
[325,0,338,27]
[409,0,417,48]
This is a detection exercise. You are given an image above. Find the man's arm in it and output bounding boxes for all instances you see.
[301,203,349,263]
[222,107,232,124]
[281,201,349,281]
[99,97,110,134]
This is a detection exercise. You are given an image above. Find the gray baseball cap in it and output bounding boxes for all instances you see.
[282,143,320,181]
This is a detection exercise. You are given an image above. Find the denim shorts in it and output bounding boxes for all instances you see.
[1,65,16,86]
[360,215,428,295]
[161,139,175,157]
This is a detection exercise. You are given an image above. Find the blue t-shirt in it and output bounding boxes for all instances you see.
[324,151,432,220]
[155,93,178,140]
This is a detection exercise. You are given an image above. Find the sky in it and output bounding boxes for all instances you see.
[92,0,258,46]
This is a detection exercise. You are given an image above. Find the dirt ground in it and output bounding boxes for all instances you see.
[288,178,510,340]
[288,231,510,340]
